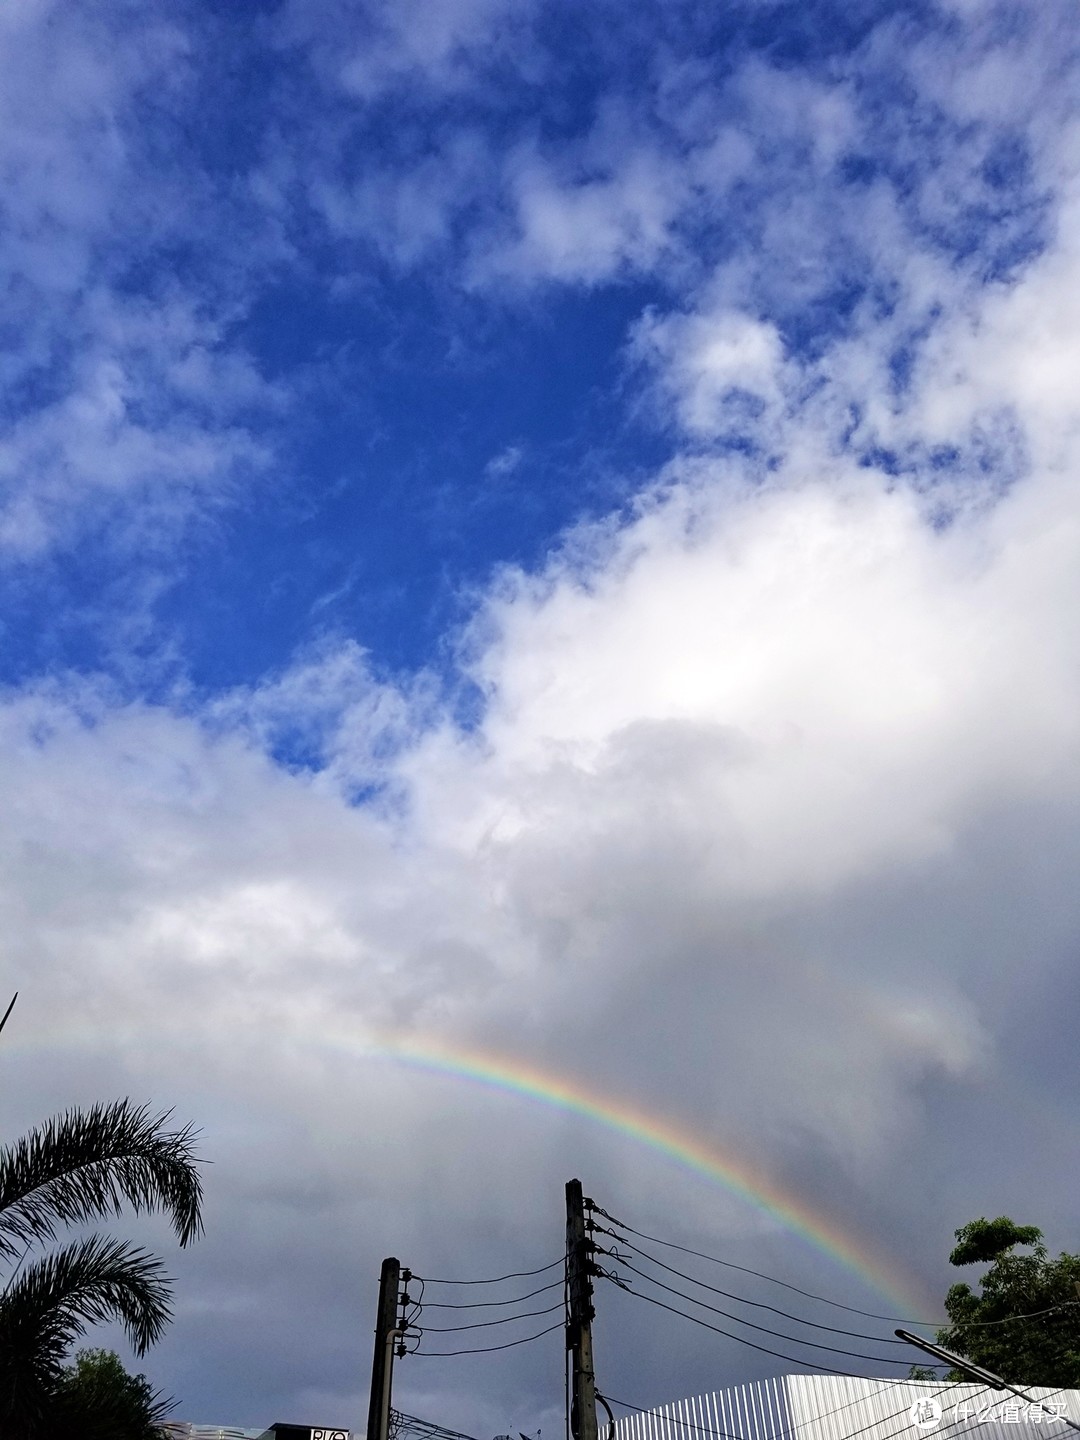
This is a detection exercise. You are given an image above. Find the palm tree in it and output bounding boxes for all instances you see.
[0,1096,204,1435]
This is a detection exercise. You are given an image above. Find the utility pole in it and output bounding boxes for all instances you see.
[367,1256,401,1440]
[566,1179,599,1440]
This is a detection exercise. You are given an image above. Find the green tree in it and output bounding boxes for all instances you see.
[0,1099,203,1436]
[50,1347,174,1440]
[936,1217,1080,1386]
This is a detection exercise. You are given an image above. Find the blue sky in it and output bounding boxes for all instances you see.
[3,0,1080,1434]
[4,0,1053,697]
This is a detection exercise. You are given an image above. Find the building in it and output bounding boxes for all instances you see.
[609,1375,1080,1440]
[164,1423,350,1439]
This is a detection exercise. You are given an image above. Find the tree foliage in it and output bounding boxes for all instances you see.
[937,1217,1080,1386]
[50,1347,174,1440]
[0,1097,203,1436]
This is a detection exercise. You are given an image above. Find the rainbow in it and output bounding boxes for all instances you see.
[352,1030,934,1320]
[13,1011,933,1319]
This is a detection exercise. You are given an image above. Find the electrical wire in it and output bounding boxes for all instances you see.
[808,1379,1070,1440]
[415,1318,565,1357]
[421,1278,565,1309]
[936,1303,1079,1331]
[828,1387,994,1440]
[591,1205,1077,1331]
[604,1254,942,1369]
[589,1201,1078,1440]
[590,1205,944,1325]
[400,1273,425,1355]
[600,1314,1073,1440]
[418,1300,565,1332]
[391,1410,483,1440]
[405,1275,425,1327]
[609,1277,916,1377]
[600,1376,990,1440]
[597,1230,916,1345]
[599,1390,907,1440]
[602,1332,1072,1440]
[856,1381,1076,1440]
[414,1257,564,1285]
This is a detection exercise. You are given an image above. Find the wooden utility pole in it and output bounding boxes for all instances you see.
[366,1256,401,1440]
[566,1179,599,1440]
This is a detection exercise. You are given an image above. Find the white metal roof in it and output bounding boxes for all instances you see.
[609,1374,1080,1440]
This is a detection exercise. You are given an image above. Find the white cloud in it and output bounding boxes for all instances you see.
[0,291,276,557]
[0,5,285,560]
[5,0,1080,1425]
[0,1,187,311]
[904,146,1080,473]
[9,413,1077,1159]
[632,308,787,439]
[474,139,687,286]
[311,129,494,265]
[484,443,524,480]
[275,0,536,101]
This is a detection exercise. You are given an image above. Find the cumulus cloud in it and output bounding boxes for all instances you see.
[632,309,788,441]
[0,0,188,312]
[0,291,275,556]
[8,374,1079,1176]
[0,4,282,562]
[4,0,1080,1431]
[7,337,1080,1414]
[473,135,688,286]
[275,0,535,101]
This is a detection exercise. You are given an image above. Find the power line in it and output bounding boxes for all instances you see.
[599,1389,918,1440]
[608,1276,917,1377]
[391,1410,483,1440]
[600,1231,916,1345]
[600,1376,999,1440]
[802,1379,1071,1440]
[828,1386,995,1440]
[591,1207,939,1326]
[414,1318,565,1357]
[591,1206,1076,1331]
[593,1197,1078,1440]
[935,1304,1079,1330]
[405,1275,425,1327]
[421,1278,565,1309]
[414,1257,564,1285]
[861,1382,1077,1440]
[419,1300,565,1332]
[601,1255,938,1365]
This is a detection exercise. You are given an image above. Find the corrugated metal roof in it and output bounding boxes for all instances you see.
[162,1426,270,1440]
[609,1374,1080,1440]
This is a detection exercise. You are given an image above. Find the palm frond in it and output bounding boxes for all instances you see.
[0,1234,173,1430]
[0,1100,204,1262]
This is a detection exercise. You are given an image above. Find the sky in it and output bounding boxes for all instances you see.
[2,0,1080,1433]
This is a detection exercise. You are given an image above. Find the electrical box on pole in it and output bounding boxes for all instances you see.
[366,1257,401,1440]
[566,1180,599,1440]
